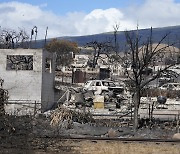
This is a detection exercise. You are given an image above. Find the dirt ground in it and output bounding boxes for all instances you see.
[0,115,180,154]
[71,140,180,154]
[0,138,180,154]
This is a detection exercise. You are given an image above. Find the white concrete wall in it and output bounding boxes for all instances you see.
[0,49,55,112]
[41,50,55,111]
[0,49,43,102]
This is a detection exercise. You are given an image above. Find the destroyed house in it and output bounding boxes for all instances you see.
[0,49,55,112]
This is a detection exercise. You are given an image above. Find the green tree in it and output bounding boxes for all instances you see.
[45,39,79,68]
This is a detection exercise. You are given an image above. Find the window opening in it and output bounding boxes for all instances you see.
[6,55,33,70]
[45,58,52,73]
[96,81,101,86]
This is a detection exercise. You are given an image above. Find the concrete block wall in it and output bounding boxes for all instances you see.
[0,49,42,101]
[0,49,55,113]
[41,50,55,111]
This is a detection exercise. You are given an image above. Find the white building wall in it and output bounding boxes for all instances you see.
[0,49,42,101]
[0,49,55,112]
[41,50,55,111]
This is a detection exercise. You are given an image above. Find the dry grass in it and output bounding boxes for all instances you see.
[70,140,180,154]
[50,106,93,128]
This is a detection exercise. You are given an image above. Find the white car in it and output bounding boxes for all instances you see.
[83,80,124,95]
[159,83,180,91]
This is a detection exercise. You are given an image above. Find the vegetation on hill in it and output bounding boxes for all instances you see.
[36,25,180,51]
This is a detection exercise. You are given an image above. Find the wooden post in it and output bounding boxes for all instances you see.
[131,99,132,120]
[34,101,37,117]
[148,104,150,120]
[177,111,180,133]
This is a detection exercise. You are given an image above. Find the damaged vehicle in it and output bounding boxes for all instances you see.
[83,80,124,94]
[83,80,125,103]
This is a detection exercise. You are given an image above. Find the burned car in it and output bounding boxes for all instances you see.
[83,80,125,103]
[83,80,124,94]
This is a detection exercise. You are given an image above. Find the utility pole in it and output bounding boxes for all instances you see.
[44,26,48,46]
[30,26,37,48]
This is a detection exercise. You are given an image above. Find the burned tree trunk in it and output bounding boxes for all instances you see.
[133,87,141,131]
[86,41,113,68]
[124,27,176,131]
[0,79,8,116]
[0,89,5,116]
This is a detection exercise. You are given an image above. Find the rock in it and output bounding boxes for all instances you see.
[107,128,118,138]
[172,133,180,140]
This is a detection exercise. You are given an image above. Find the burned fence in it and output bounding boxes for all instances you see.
[4,100,55,116]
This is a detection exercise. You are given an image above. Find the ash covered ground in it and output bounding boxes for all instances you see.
[1,103,180,154]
